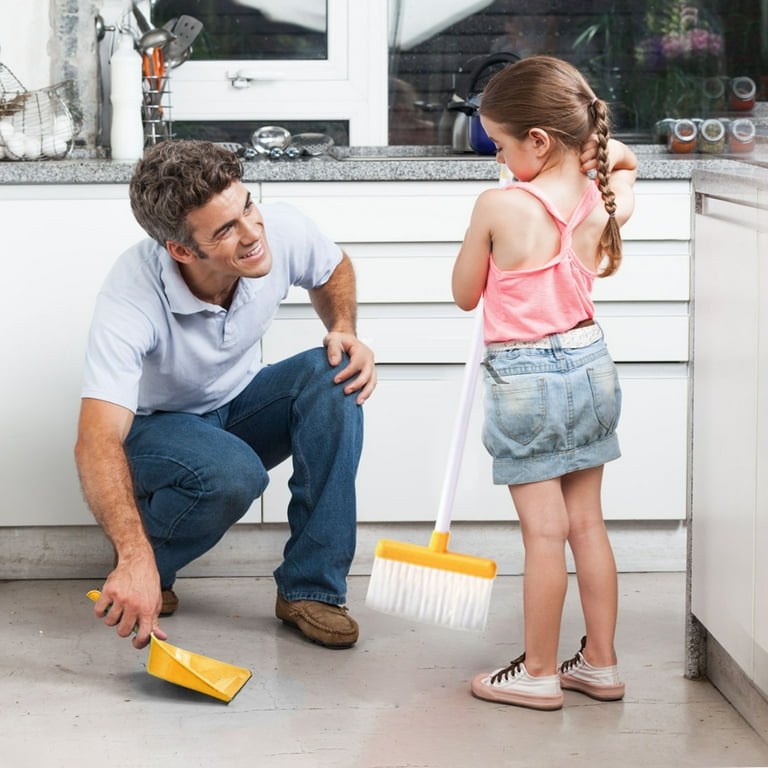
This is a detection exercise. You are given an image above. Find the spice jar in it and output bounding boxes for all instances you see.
[698,119,726,154]
[702,77,725,111]
[654,118,675,144]
[729,77,756,111]
[668,119,698,153]
[728,118,756,153]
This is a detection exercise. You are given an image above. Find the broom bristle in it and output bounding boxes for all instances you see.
[366,555,494,632]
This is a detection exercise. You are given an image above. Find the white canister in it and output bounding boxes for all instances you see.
[109,32,144,162]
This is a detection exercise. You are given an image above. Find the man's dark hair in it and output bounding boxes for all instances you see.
[129,140,244,247]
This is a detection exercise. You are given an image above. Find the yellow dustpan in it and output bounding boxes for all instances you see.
[87,590,251,703]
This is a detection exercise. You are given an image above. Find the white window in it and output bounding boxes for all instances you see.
[144,0,389,145]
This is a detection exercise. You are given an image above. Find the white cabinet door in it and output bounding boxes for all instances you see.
[0,187,147,525]
[604,369,688,520]
[754,219,768,696]
[691,196,760,677]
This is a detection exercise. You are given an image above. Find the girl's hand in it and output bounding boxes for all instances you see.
[580,134,599,178]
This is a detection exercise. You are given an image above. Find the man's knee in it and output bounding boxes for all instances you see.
[129,422,268,524]
[201,447,268,514]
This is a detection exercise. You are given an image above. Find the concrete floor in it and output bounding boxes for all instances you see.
[3,572,768,768]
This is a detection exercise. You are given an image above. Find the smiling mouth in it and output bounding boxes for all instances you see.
[240,241,264,261]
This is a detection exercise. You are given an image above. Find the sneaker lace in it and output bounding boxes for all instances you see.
[490,652,526,684]
[559,635,587,673]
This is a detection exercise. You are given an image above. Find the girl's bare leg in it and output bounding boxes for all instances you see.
[510,478,569,677]
[561,465,618,667]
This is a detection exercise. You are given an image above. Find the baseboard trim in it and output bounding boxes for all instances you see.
[0,520,686,580]
[705,632,768,745]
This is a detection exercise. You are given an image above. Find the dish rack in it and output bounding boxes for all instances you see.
[0,64,81,160]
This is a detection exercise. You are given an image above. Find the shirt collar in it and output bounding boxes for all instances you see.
[157,248,230,315]
[157,246,264,314]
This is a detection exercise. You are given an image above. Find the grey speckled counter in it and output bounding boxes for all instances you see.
[0,144,763,185]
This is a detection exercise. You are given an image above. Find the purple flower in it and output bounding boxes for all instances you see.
[662,32,686,59]
[636,35,665,68]
[685,29,723,59]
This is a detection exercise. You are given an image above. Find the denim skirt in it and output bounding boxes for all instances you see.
[481,329,621,485]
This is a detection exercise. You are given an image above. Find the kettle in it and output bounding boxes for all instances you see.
[446,52,520,154]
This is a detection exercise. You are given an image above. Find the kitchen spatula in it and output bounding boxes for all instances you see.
[164,15,203,69]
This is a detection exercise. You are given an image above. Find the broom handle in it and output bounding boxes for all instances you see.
[435,306,485,534]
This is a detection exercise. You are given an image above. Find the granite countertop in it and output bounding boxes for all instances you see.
[0,144,764,185]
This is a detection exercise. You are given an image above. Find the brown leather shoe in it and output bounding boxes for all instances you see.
[275,593,358,648]
[160,588,179,616]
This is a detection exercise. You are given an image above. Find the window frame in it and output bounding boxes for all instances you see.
[154,0,389,144]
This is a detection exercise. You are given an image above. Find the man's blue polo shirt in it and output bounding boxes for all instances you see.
[81,202,342,415]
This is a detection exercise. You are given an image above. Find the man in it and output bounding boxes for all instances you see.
[75,140,376,651]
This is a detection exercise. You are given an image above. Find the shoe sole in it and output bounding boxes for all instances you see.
[559,675,625,701]
[278,616,356,649]
[471,674,564,710]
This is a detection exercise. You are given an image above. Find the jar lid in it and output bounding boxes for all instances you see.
[700,119,725,142]
[702,77,725,99]
[672,119,697,142]
[730,76,757,100]
[730,118,756,141]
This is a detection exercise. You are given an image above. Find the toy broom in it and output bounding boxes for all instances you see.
[365,308,496,631]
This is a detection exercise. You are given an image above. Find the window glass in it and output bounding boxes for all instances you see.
[151,0,327,60]
[389,0,765,144]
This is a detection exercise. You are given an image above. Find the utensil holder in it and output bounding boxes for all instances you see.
[142,72,172,146]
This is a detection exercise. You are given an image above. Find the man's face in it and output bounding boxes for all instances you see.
[182,181,273,280]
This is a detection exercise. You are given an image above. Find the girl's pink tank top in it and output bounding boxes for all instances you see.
[483,181,602,343]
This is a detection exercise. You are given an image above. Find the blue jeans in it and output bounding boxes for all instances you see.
[124,348,363,604]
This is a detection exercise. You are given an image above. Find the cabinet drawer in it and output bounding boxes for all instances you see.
[263,305,689,364]
[261,179,691,243]
[263,306,470,364]
[261,180,491,242]
[621,180,691,240]
[280,240,690,306]
[600,312,690,362]
[261,364,688,523]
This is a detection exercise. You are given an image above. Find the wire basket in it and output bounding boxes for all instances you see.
[0,62,25,101]
[0,64,81,161]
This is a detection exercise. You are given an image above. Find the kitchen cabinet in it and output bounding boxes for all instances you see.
[1,185,146,526]
[259,179,692,524]
[0,177,692,531]
[690,171,768,700]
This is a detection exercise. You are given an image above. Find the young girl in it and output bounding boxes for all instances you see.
[452,56,638,711]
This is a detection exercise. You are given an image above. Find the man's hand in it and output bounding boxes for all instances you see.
[308,251,377,404]
[93,554,167,649]
[324,331,377,405]
[76,398,167,649]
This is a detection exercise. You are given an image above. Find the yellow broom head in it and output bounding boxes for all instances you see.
[365,532,497,631]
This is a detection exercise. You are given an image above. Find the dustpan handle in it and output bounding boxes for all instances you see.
[435,306,485,534]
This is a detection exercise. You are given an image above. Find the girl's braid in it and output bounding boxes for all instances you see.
[591,98,622,277]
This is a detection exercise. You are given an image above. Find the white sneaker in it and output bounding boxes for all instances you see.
[559,636,625,701]
[471,653,564,710]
